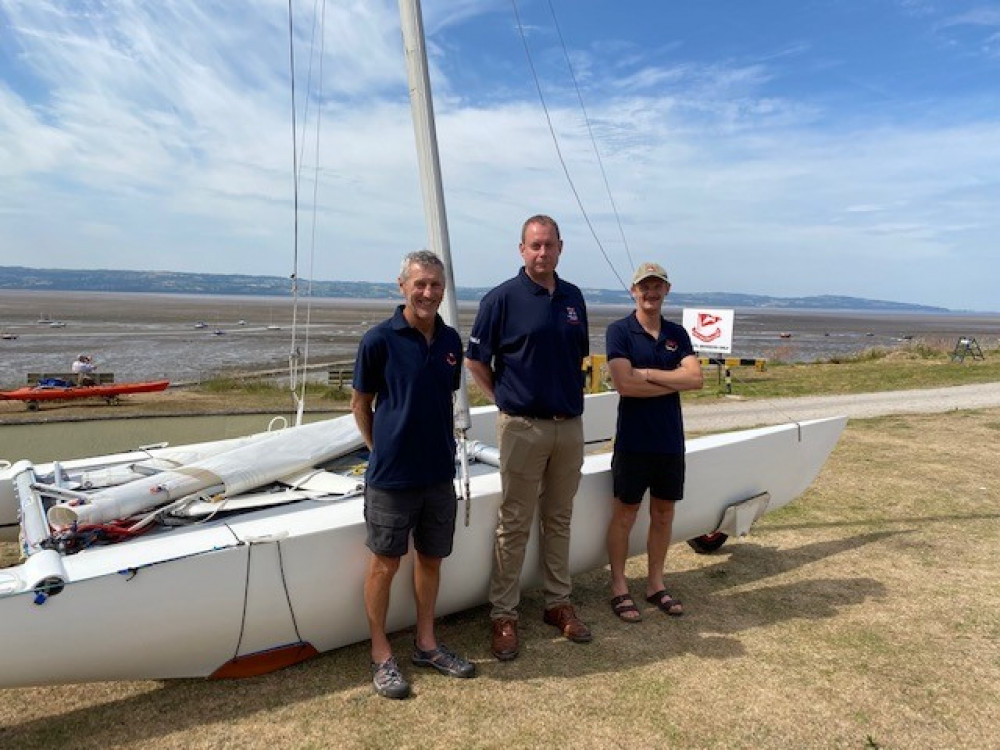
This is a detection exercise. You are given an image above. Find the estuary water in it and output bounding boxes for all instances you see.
[1,289,998,388]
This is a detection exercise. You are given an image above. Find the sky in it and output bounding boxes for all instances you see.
[2,1,1000,312]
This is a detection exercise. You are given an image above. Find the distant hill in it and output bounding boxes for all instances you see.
[0,266,950,312]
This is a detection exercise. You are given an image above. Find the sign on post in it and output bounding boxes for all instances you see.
[682,308,734,355]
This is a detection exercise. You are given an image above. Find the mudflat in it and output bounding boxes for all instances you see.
[3,290,998,388]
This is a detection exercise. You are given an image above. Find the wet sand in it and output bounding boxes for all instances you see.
[2,289,998,389]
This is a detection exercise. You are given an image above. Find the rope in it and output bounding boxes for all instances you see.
[285,0,330,422]
[545,0,634,272]
[297,0,329,421]
[276,540,304,644]
[231,534,252,662]
[510,0,629,292]
[286,0,303,406]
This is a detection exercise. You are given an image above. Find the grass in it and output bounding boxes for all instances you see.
[2,347,999,747]
[197,377,352,402]
[685,339,1000,400]
[475,339,1000,408]
[2,407,999,748]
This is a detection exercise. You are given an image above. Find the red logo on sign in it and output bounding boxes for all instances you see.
[691,313,722,343]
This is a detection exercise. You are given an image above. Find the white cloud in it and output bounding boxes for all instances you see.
[1,1,999,310]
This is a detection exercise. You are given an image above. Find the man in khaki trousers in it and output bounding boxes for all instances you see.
[466,214,592,661]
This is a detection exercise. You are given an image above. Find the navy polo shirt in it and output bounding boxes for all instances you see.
[353,306,463,490]
[467,268,588,418]
[606,313,695,455]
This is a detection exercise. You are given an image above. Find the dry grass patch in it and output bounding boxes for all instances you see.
[2,409,999,748]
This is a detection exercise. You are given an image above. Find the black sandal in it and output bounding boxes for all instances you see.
[646,590,684,617]
[610,593,642,623]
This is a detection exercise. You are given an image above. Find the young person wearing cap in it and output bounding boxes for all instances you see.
[604,262,703,622]
[351,250,475,699]
[466,214,592,661]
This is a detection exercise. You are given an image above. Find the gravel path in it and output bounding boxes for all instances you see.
[684,382,1000,432]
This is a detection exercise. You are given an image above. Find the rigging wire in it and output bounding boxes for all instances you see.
[285,0,304,411]
[526,5,787,414]
[545,0,634,272]
[286,0,328,423]
[297,0,328,424]
[509,0,629,292]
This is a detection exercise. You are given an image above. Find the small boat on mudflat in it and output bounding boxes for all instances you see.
[0,379,170,409]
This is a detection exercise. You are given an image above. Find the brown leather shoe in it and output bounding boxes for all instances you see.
[543,604,592,643]
[491,617,519,661]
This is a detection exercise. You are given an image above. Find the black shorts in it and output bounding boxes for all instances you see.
[612,451,685,505]
[364,481,457,558]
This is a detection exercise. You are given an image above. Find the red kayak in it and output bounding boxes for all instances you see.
[0,380,170,408]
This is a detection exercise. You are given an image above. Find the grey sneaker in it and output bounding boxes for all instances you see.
[371,656,410,699]
[412,642,476,678]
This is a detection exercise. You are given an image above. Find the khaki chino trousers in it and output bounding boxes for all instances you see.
[488,412,584,620]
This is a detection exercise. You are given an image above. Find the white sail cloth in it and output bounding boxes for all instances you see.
[47,416,363,528]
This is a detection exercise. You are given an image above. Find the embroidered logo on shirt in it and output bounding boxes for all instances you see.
[446,352,457,366]
[664,339,679,352]
[566,307,580,324]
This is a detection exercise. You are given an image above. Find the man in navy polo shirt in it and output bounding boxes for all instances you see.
[466,214,592,661]
[352,250,474,699]
[604,262,703,624]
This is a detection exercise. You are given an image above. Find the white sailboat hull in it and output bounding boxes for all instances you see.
[0,392,845,688]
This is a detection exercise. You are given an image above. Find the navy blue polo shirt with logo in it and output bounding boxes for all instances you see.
[467,268,588,418]
[606,313,695,455]
[353,306,462,490]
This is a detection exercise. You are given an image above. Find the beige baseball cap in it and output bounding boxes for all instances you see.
[631,262,670,285]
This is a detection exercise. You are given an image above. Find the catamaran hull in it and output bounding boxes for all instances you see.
[0,397,845,687]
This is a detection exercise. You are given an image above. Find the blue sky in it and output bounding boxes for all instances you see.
[2,1,999,311]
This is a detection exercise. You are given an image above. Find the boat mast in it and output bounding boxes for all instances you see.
[397,0,471,433]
